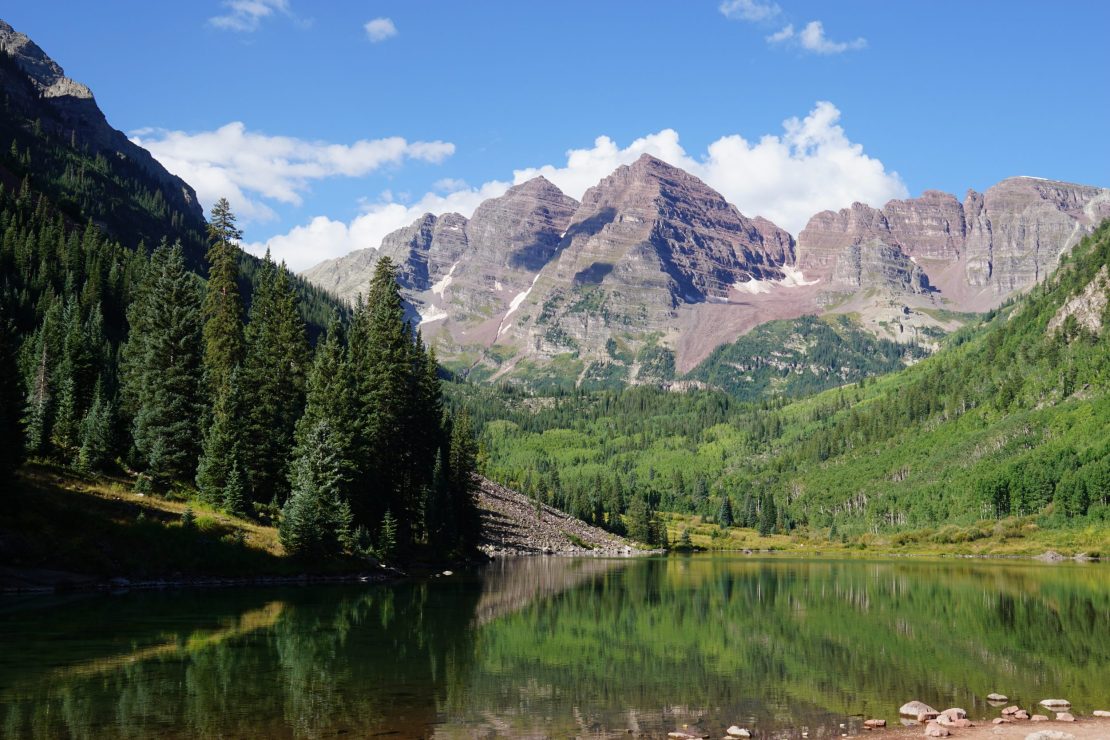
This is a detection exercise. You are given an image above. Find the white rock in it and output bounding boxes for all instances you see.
[726,727,750,738]
[1039,700,1071,708]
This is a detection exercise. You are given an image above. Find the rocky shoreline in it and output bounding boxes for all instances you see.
[665,697,1110,740]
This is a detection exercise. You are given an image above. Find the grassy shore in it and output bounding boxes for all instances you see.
[662,511,1108,558]
[1,464,370,584]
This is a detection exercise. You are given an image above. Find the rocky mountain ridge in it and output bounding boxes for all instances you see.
[303,155,1109,388]
[0,19,204,227]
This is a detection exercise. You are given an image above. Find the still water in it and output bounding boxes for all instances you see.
[0,555,1107,738]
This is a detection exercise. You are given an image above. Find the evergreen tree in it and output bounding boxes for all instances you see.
[627,494,652,544]
[717,495,734,527]
[279,421,352,558]
[125,241,204,482]
[447,407,480,553]
[241,254,308,504]
[223,459,248,517]
[0,315,25,480]
[758,493,777,536]
[196,366,247,504]
[201,198,245,400]
[75,381,114,471]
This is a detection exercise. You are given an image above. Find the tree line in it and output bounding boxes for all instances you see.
[0,187,479,561]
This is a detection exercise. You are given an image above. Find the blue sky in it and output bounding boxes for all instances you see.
[5,1,1109,270]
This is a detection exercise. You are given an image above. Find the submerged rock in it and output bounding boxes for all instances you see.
[988,693,1009,702]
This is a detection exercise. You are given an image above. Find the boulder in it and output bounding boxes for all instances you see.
[727,727,751,738]
[1039,700,1071,709]
[1015,711,1031,720]
[1054,713,1074,723]
[938,709,967,723]
[1093,710,1110,717]
[1002,707,1022,716]
[924,722,950,737]
[988,693,1009,702]
[1031,716,1049,722]
[864,720,887,729]
[901,701,939,718]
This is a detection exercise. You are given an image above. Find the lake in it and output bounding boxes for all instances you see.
[0,555,1107,738]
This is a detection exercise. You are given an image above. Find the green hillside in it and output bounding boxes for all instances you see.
[687,313,931,400]
[459,221,1110,546]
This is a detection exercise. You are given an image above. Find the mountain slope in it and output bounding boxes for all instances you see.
[304,152,1108,392]
[0,18,344,336]
[462,219,1110,537]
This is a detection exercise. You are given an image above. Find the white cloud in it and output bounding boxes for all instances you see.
[364,17,397,43]
[209,0,291,32]
[512,101,905,235]
[766,24,794,43]
[247,180,511,272]
[718,0,781,22]
[768,20,866,54]
[248,102,906,273]
[130,122,454,224]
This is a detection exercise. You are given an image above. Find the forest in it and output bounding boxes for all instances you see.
[0,185,479,564]
[461,222,1110,542]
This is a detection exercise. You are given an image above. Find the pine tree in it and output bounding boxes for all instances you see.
[196,366,247,504]
[75,381,114,471]
[279,421,352,558]
[201,198,245,399]
[758,493,777,536]
[0,315,25,480]
[125,241,204,483]
[223,459,248,517]
[447,407,480,553]
[627,494,652,544]
[717,495,734,528]
[241,254,308,504]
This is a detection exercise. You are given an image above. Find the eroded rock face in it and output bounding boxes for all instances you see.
[798,177,1110,296]
[511,154,794,359]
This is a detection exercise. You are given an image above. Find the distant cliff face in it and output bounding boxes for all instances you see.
[302,154,1107,388]
[0,20,204,227]
[796,177,1110,308]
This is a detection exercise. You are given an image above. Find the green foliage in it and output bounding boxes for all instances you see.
[466,222,1110,537]
[688,314,930,400]
[201,197,245,399]
[124,242,204,483]
[279,421,353,559]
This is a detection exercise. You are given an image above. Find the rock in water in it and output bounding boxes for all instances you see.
[1039,700,1071,708]
[1031,715,1049,722]
[1054,713,1074,722]
[988,693,1009,702]
[726,727,750,738]
[864,719,887,729]
[901,701,939,717]
[1002,706,1022,716]
[1015,710,1031,720]
[1093,710,1110,717]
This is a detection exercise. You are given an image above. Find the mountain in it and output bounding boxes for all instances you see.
[304,157,1108,392]
[0,18,343,336]
[465,220,1110,541]
[0,20,205,256]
